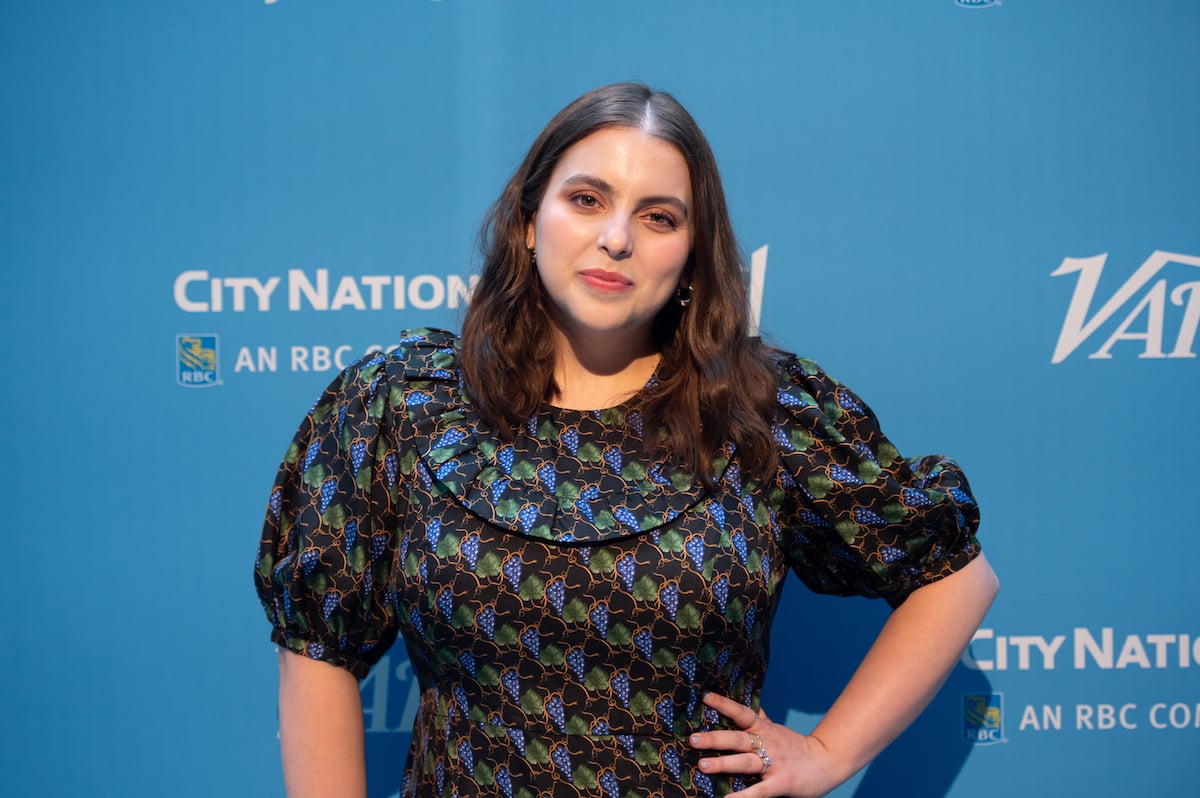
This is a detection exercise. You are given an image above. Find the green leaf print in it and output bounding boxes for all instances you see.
[633,742,660,766]
[403,552,420,578]
[857,458,881,484]
[877,441,900,467]
[554,481,580,503]
[321,503,346,529]
[807,472,833,499]
[476,551,502,578]
[494,624,520,646]
[536,419,558,442]
[355,464,373,490]
[608,623,632,646]
[477,665,500,687]
[882,502,909,523]
[436,532,461,558]
[651,649,677,668]
[563,598,589,624]
[283,441,301,466]
[584,667,609,692]
[578,442,603,463]
[399,448,417,476]
[478,465,501,486]
[670,471,693,492]
[835,519,860,545]
[520,689,544,715]
[678,604,702,630]
[594,509,616,530]
[496,498,521,520]
[632,575,659,601]
[658,529,685,553]
[510,459,536,481]
[567,715,590,735]
[450,605,475,629]
[525,738,550,765]
[519,574,546,601]
[629,691,654,717]
[724,597,745,624]
[620,462,647,483]
[588,549,615,574]
[302,462,328,489]
[367,390,385,421]
[574,765,598,790]
[348,544,368,574]
[539,644,564,666]
[473,762,495,786]
[747,550,762,575]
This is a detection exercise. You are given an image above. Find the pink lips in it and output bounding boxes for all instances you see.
[579,269,633,293]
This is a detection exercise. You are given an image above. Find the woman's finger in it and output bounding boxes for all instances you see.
[701,691,762,728]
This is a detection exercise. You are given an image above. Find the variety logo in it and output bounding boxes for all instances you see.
[963,693,1006,745]
[1051,250,1200,362]
[177,334,221,387]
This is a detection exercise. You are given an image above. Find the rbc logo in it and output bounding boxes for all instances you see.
[177,334,221,387]
[963,693,1006,745]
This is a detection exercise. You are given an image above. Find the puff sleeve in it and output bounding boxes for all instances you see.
[253,352,408,678]
[774,356,981,608]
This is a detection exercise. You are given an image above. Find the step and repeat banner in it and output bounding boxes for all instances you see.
[2,2,1197,796]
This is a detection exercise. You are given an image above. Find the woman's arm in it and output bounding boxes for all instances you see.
[277,649,368,798]
[692,553,999,798]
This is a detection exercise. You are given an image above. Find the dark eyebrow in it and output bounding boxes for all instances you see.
[561,173,690,221]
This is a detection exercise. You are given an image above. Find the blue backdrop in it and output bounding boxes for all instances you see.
[2,1,1197,796]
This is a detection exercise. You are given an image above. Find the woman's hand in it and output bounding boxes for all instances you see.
[689,692,847,798]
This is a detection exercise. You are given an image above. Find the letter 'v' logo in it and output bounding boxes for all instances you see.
[1050,251,1200,363]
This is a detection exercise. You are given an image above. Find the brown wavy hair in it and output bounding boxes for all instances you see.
[460,82,778,485]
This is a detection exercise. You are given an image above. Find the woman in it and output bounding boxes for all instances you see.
[255,82,998,798]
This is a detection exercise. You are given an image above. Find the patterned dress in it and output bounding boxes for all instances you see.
[254,329,981,798]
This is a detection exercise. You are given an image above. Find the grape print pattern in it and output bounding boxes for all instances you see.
[254,329,981,797]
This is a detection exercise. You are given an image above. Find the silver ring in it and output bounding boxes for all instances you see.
[759,751,773,774]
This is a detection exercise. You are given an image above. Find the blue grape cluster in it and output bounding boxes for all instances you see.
[715,649,731,672]
[436,587,453,622]
[536,463,556,492]
[408,606,424,637]
[506,727,526,757]
[693,771,714,798]
[301,549,320,576]
[771,424,795,452]
[341,519,358,555]
[501,669,520,703]
[705,500,726,530]
[546,578,566,616]
[497,445,515,475]
[319,478,337,513]
[656,697,674,730]
[712,575,729,612]
[489,477,509,505]
[384,452,398,489]
[777,388,808,408]
[477,607,496,640]
[902,488,934,507]
[836,387,864,413]
[950,487,976,506]
[547,694,566,733]
[366,375,381,405]
[634,629,654,661]
[610,671,630,708]
[686,537,706,572]
[495,766,513,798]
[305,641,325,660]
[881,545,907,563]
[435,459,456,481]
[829,464,863,485]
[520,627,540,659]
[457,651,476,678]
[614,507,639,531]
[349,439,367,475]
[502,554,523,593]
[415,461,433,491]
[603,446,622,474]
[457,739,473,777]
[600,769,620,798]
[744,604,756,636]
[703,705,719,725]
[453,685,470,715]
[303,441,320,473]
[433,428,466,450]
[589,602,609,639]
[616,734,634,756]
[371,533,388,559]
[561,427,579,455]
[460,533,480,570]
[615,554,636,591]
[662,747,681,782]
[627,409,644,437]
[566,647,585,682]
[732,531,748,565]
[659,583,679,621]
[686,687,699,718]
[679,653,698,682]
[337,404,348,436]
[518,505,539,535]
[799,509,830,529]
[591,719,610,735]
[405,389,433,407]
[854,506,888,526]
[647,463,669,486]
[322,590,340,622]
[434,760,444,794]
[550,744,573,782]
[268,488,282,519]
[425,519,442,550]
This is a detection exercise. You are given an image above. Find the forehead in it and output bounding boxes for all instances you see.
[549,127,692,198]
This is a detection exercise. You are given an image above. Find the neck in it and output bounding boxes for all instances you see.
[549,326,659,410]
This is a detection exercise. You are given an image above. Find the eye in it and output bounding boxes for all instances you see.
[570,192,601,209]
[644,210,679,231]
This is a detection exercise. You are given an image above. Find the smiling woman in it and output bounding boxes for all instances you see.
[254,82,997,798]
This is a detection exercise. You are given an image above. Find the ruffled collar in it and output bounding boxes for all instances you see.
[395,329,723,544]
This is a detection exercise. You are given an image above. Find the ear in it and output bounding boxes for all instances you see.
[525,217,536,250]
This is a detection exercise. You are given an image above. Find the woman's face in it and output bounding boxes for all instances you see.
[527,126,693,349]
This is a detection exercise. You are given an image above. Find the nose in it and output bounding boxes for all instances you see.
[597,216,632,260]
